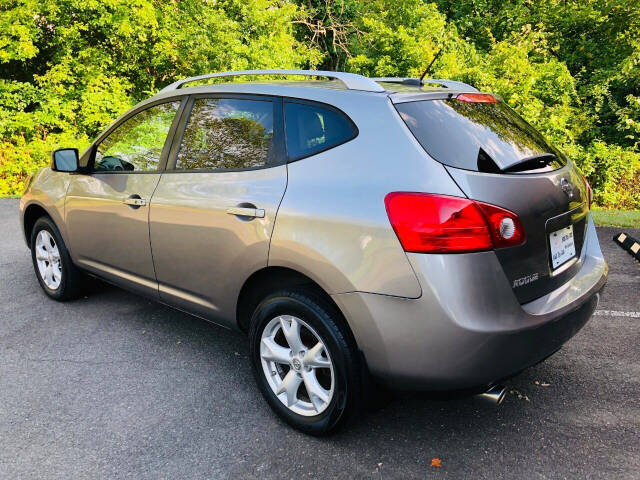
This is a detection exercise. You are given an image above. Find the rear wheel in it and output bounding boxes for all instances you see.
[249,289,362,435]
[31,216,85,301]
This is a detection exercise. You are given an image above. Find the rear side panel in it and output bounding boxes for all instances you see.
[269,92,465,297]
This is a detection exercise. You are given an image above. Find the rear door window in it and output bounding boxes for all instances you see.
[284,101,357,160]
[395,99,566,172]
[176,97,276,171]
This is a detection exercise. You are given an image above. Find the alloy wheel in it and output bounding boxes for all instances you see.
[35,230,62,290]
[260,315,334,416]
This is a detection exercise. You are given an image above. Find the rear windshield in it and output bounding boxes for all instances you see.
[395,99,566,172]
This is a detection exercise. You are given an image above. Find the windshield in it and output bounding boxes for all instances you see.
[395,98,566,172]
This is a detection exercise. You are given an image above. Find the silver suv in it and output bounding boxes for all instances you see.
[20,70,608,434]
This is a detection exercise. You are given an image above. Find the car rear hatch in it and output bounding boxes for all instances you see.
[393,92,590,304]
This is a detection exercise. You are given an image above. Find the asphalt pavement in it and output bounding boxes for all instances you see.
[1,198,638,479]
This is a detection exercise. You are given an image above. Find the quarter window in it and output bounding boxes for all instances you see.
[94,102,180,172]
[284,101,357,160]
[176,98,275,170]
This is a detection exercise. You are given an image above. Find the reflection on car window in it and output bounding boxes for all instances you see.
[176,98,275,170]
[94,102,180,172]
[395,99,566,172]
[284,102,356,159]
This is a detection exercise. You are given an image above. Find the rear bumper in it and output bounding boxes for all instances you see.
[332,215,607,390]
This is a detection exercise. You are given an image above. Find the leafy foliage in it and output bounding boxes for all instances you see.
[1,0,638,208]
[0,0,316,194]
[298,0,640,208]
[429,0,640,208]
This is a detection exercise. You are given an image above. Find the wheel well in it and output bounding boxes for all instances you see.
[236,267,357,344]
[23,204,50,247]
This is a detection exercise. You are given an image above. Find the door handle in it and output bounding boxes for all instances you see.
[123,196,147,207]
[226,207,265,218]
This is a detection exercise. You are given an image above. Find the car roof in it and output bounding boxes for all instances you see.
[147,70,479,104]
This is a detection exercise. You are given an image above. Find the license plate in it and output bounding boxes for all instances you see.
[549,225,576,269]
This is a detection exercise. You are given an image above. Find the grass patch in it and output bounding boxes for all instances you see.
[0,195,21,199]
[592,208,640,229]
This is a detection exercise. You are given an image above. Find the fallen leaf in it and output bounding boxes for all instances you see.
[510,389,530,402]
[430,458,442,468]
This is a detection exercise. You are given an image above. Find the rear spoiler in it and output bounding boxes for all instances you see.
[373,77,479,92]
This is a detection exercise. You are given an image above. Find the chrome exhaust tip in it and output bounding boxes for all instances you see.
[477,385,507,405]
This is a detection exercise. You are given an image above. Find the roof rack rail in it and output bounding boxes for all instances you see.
[159,69,386,93]
[373,77,478,92]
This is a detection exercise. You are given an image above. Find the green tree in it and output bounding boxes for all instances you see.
[295,0,640,208]
[0,0,319,194]
[1,0,638,208]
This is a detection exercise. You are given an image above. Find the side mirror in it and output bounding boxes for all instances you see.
[51,148,79,172]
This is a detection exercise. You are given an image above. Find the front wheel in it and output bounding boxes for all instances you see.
[31,216,85,301]
[249,289,362,435]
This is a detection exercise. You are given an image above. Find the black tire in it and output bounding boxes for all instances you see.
[30,216,85,301]
[249,288,362,435]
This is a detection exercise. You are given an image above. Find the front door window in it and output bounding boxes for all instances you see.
[94,102,180,172]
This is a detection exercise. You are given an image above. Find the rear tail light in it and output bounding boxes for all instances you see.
[384,192,525,253]
[456,93,497,103]
[476,201,526,249]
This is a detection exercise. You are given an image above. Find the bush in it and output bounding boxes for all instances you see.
[0,0,318,196]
